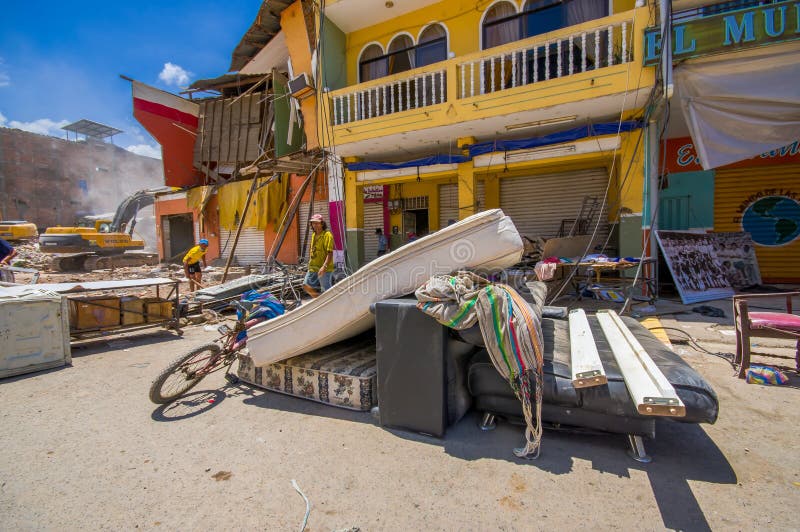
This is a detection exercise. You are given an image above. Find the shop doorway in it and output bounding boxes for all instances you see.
[403,209,429,239]
[162,213,194,262]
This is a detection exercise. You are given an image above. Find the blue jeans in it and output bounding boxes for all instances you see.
[304,270,333,292]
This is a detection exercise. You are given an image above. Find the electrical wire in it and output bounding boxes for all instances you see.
[645,325,737,369]
[546,5,653,305]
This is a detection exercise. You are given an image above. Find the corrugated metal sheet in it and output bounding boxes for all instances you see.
[363,203,384,262]
[438,181,486,228]
[499,168,610,241]
[219,227,266,266]
[298,200,331,261]
[714,164,800,282]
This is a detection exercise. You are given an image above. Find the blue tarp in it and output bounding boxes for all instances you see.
[347,153,469,171]
[344,121,643,172]
[467,121,642,157]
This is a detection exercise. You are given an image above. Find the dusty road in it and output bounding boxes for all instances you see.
[1,320,799,530]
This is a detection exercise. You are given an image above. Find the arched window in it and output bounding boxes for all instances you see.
[417,24,447,67]
[522,1,608,38]
[387,34,415,75]
[359,44,387,82]
[482,1,519,49]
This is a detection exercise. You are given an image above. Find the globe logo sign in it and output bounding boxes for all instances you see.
[742,196,800,246]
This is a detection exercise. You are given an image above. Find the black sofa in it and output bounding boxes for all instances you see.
[374,290,718,460]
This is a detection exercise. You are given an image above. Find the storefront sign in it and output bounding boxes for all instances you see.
[363,185,384,199]
[644,1,800,66]
[664,137,800,174]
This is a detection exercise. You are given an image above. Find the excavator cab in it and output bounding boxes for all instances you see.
[96,221,113,233]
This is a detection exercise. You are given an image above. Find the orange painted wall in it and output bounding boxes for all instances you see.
[281,0,319,150]
[153,173,327,266]
[198,195,221,262]
[154,196,221,262]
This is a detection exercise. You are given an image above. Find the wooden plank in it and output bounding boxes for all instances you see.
[234,93,244,165]
[205,100,217,166]
[194,102,206,168]
[596,310,685,417]
[215,98,225,163]
[220,95,231,163]
[243,94,256,161]
[568,309,607,388]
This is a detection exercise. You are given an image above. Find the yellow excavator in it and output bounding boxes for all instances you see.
[40,187,174,271]
[0,220,38,242]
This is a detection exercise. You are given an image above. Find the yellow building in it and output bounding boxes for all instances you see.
[313,0,656,267]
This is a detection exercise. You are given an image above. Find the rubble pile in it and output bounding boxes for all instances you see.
[521,236,545,263]
[9,242,52,270]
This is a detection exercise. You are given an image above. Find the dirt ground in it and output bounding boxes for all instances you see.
[2,293,799,531]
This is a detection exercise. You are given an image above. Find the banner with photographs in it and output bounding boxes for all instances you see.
[655,231,736,304]
[710,232,762,288]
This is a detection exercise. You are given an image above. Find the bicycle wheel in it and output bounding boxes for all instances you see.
[149,343,222,404]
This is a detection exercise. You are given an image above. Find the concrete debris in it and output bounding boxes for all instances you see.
[201,309,223,323]
[9,242,51,270]
[522,236,546,263]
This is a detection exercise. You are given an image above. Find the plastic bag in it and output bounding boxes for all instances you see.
[745,364,789,385]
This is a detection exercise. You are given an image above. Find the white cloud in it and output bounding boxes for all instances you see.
[158,62,191,87]
[0,111,6,127]
[5,117,70,137]
[125,143,162,159]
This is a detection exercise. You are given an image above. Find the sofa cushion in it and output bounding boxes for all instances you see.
[468,315,719,425]
[749,312,800,332]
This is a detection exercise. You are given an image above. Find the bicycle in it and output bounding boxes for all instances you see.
[149,261,303,404]
[264,258,303,311]
[149,301,257,404]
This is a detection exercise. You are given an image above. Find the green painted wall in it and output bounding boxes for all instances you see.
[345,229,364,271]
[659,171,715,230]
[273,71,304,158]
[321,17,347,92]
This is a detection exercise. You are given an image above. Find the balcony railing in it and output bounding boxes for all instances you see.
[458,21,632,98]
[332,69,446,126]
[329,12,636,127]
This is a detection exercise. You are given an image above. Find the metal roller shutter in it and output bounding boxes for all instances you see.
[439,184,458,228]
[499,168,610,242]
[298,200,331,261]
[438,181,487,228]
[363,203,384,262]
[714,164,800,282]
[219,227,266,266]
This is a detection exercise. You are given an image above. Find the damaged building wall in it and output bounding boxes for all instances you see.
[0,128,163,231]
[193,91,268,175]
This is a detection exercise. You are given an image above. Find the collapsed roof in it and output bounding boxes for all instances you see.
[229,0,294,72]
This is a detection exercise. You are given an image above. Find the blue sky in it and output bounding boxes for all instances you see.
[0,1,263,158]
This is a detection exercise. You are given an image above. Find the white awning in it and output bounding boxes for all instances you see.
[675,43,800,170]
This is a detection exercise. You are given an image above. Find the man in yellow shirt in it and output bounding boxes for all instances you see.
[303,214,334,298]
[183,238,209,292]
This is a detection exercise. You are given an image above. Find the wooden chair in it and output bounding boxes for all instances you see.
[733,292,800,378]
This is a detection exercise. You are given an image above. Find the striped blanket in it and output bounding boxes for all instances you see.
[416,271,545,459]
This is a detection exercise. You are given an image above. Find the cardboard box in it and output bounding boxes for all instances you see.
[69,296,120,330]
[120,297,145,326]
